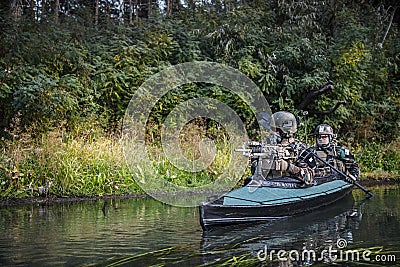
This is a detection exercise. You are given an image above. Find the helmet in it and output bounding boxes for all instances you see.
[314,124,334,147]
[271,111,298,138]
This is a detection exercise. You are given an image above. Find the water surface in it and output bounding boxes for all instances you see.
[0,185,399,266]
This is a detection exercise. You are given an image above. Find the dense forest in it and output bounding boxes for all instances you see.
[0,0,399,198]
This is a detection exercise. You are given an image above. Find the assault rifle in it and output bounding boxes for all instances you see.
[235,141,299,160]
[234,141,300,181]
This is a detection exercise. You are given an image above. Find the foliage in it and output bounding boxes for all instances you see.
[1,1,398,138]
[0,127,238,198]
[354,137,400,178]
[0,0,399,198]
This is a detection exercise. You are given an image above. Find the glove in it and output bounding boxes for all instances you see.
[347,173,359,182]
[300,167,314,185]
[279,160,289,171]
[286,163,314,185]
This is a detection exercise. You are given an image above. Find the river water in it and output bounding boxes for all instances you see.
[0,185,399,266]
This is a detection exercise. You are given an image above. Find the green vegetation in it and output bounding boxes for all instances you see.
[0,130,135,198]
[0,123,239,198]
[0,0,399,198]
[354,138,400,179]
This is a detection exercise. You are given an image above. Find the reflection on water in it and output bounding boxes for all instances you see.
[201,194,362,265]
[0,185,399,266]
[0,198,203,266]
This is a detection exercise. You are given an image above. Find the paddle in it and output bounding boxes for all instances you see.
[304,148,374,198]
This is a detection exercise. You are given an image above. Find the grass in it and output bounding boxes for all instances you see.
[0,130,139,198]
[0,124,399,200]
[353,137,400,180]
[0,122,245,199]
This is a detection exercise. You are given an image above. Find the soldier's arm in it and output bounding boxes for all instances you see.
[337,146,360,179]
[280,160,314,185]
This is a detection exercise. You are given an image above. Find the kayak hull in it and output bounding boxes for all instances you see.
[199,177,353,231]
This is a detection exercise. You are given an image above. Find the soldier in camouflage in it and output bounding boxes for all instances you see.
[310,124,360,180]
[254,111,315,185]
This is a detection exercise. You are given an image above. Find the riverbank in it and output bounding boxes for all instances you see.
[0,125,236,198]
[361,176,400,186]
[1,129,399,204]
[1,176,398,207]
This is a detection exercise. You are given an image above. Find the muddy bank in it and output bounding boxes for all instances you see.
[1,178,398,207]
[0,194,148,207]
[360,177,400,186]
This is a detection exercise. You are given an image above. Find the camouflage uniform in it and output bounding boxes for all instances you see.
[253,111,314,185]
[310,124,360,180]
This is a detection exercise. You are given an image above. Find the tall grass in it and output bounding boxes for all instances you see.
[0,123,241,198]
[1,122,398,199]
[0,130,138,198]
[353,137,400,179]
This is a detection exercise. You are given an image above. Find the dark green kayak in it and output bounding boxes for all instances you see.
[199,175,353,231]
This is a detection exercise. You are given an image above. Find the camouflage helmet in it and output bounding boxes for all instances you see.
[271,111,298,137]
[314,124,334,147]
[314,124,334,136]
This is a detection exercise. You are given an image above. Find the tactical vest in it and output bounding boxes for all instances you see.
[261,138,301,178]
[314,147,346,177]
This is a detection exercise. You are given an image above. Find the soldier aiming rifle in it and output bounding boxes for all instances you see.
[237,111,315,185]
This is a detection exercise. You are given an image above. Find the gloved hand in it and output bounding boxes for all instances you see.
[347,173,359,182]
[299,167,314,185]
[286,162,314,185]
[278,160,300,172]
[275,159,293,171]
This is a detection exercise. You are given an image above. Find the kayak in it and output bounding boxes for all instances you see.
[201,193,358,247]
[199,174,353,231]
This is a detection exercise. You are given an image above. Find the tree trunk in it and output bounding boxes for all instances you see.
[66,0,70,16]
[380,7,397,46]
[95,0,99,25]
[106,0,110,22]
[148,0,152,18]
[129,0,133,24]
[119,0,124,24]
[55,0,59,23]
[11,0,22,19]
[166,0,172,16]
[30,0,35,20]
[42,0,46,20]
[135,0,139,23]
